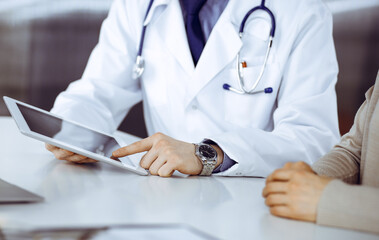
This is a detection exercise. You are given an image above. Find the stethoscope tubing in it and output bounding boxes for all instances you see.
[239,0,276,38]
[133,0,276,96]
[232,0,276,95]
[133,0,155,80]
[137,0,155,57]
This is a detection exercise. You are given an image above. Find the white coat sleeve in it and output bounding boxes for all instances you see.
[51,0,142,134]
[210,2,340,177]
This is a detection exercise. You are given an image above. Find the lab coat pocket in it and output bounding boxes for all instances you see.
[239,16,273,67]
[223,64,280,129]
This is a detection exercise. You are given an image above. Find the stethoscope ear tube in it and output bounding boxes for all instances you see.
[132,0,155,80]
[239,1,276,37]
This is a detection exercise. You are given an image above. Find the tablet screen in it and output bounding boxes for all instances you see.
[17,103,120,158]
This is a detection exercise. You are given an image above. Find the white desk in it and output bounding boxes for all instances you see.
[0,116,378,240]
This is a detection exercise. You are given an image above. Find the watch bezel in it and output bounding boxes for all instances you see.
[195,144,217,162]
[198,144,217,162]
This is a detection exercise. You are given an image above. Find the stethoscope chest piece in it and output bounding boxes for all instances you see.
[133,56,145,80]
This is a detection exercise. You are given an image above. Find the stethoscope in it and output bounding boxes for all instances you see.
[133,0,276,96]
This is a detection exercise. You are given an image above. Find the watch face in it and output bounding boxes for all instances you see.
[199,145,216,159]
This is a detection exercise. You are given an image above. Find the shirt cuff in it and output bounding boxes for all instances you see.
[202,139,237,173]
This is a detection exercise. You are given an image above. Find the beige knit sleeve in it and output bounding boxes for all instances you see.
[312,87,374,184]
[316,180,379,234]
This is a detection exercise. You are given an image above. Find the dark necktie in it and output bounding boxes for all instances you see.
[182,0,207,66]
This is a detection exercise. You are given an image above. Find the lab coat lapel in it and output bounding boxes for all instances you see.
[185,2,242,107]
[147,0,195,75]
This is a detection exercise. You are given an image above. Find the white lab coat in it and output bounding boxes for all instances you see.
[52,0,340,177]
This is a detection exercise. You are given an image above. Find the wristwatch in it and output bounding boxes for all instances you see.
[194,143,218,176]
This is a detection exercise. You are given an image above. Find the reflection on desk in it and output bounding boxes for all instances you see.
[137,176,232,208]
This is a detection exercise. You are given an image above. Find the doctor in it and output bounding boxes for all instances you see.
[47,0,340,177]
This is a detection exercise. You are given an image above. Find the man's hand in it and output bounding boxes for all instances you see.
[262,161,332,222]
[45,143,98,163]
[112,132,223,177]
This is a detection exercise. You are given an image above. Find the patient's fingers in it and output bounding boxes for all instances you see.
[265,194,289,207]
[270,206,292,218]
[283,161,314,172]
[266,169,294,183]
[262,182,288,197]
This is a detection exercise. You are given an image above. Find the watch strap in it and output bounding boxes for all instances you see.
[200,162,216,176]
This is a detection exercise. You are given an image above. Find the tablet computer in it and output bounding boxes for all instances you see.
[3,96,147,176]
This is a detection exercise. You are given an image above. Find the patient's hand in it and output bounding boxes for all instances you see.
[262,161,332,222]
[45,143,98,163]
[282,161,315,172]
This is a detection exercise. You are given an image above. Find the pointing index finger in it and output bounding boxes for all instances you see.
[112,137,153,157]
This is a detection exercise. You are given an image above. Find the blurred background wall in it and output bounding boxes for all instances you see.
[0,0,378,137]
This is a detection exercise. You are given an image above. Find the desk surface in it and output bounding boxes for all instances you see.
[0,116,377,240]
